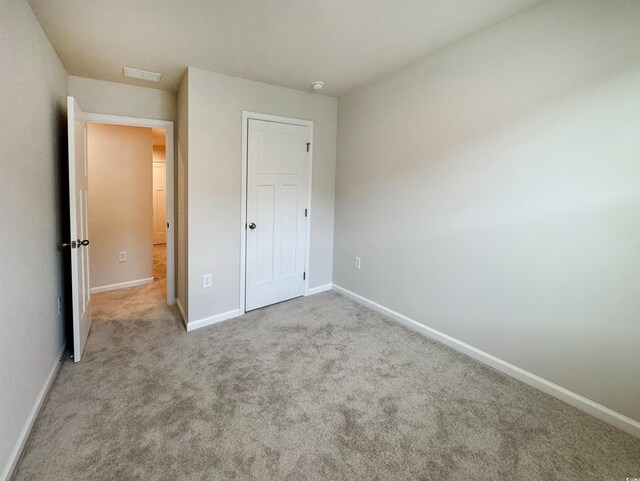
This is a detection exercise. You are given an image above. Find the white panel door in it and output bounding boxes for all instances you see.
[152,161,167,244]
[246,119,309,311]
[67,96,92,362]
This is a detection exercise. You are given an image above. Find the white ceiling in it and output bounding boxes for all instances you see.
[28,0,542,96]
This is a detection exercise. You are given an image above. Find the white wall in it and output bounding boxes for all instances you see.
[184,68,337,324]
[0,0,68,477]
[88,123,153,290]
[334,0,640,423]
[69,76,176,121]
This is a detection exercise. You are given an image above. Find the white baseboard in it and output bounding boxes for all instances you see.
[332,284,640,439]
[305,283,333,296]
[176,298,187,329]
[1,344,65,481]
[187,309,241,332]
[188,284,333,332]
[90,277,154,294]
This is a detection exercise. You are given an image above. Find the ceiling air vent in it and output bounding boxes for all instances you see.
[123,67,161,83]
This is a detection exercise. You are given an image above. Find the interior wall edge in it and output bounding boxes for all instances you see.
[176,299,188,329]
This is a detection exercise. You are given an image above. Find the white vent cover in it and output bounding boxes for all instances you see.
[123,67,162,82]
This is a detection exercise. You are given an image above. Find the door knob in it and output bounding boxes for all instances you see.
[77,239,90,246]
[249,223,256,230]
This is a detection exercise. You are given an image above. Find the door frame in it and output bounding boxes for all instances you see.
[240,111,314,315]
[83,112,176,305]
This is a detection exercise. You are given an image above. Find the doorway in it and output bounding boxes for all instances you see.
[241,112,313,312]
[66,99,175,362]
[84,113,175,306]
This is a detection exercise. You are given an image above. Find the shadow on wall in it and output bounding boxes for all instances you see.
[55,104,72,355]
[333,0,640,423]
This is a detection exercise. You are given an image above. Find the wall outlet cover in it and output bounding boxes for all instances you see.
[354,257,361,270]
[118,251,127,262]
[203,274,212,288]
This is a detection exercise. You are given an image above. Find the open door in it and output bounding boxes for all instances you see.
[67,96,92,362]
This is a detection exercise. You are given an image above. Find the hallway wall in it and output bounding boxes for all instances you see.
[88,123,153,291]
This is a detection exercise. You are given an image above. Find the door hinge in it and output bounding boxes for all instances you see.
[306,142,311,152]
[304,208,308,217]
[303,272,306,280]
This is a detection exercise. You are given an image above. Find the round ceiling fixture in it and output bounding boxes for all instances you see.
[311,81,325,91]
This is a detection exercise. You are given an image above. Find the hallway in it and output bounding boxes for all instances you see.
[153,243,166,282]
[90,243,167,322]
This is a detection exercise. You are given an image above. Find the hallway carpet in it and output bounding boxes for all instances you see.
[153,243,166,282]
[12,289,640,480]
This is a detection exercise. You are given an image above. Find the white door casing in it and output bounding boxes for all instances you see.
[152,161,167,245]
[82,112,175,305]
[67,96,92,362]
[245,118,310,311]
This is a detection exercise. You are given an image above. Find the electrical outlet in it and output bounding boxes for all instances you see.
[118,251,127,262]
[203,274,212,288]
[58,297,62,315]
[354,257,361,270]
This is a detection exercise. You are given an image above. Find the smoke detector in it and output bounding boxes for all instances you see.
[311,81,325,91]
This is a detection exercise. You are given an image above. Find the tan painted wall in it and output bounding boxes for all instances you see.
[87,123,153,290]
[176,71,189,319]
[334,0,640,422]
[0,0,68,476]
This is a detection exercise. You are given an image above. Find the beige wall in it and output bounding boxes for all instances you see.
[176,71,189,319]
[184,68,337,323]
[88,123,153,290]
[334,0,640,422]
[69,76,176,121]
[0,0,68,476]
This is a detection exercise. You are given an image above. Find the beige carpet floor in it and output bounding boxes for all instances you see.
[153,243,166,282]
[12,282,640,480]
